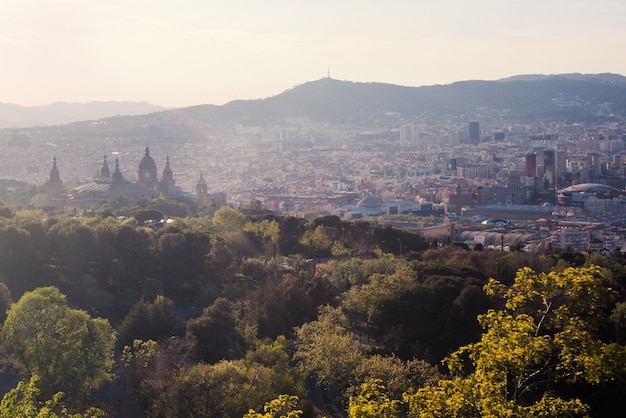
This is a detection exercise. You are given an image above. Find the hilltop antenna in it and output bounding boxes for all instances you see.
[327,68,331,79]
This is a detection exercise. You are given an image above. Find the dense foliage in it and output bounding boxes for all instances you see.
[1,287,115,406]
[1,204,626,416]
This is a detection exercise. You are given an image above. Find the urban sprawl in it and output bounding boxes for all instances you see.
[3,118,626,255]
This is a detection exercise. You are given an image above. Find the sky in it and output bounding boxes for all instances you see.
[1,0,625,108]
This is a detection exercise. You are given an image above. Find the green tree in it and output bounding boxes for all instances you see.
[299,225,333,256]
[165,360,272,417]
[406,265,626,417]
[131,208,164,226]
[212,206,248,235]
[0,204,15,219]
[45,220,94,269]
[119,337,195,417]
[0,375,104,417]
[1,287,115,404]
[244,336,306,398]
[343,264,490,362]
[186,297,246,363]
[245,273,334,339]
[295,306,364,395]
[120,337,304,418]
[277,216,307,255]
[353,356,441,402]
[0,224,41,292]
[156,231,211,298]
[30,192,49,208]
[64,274,113,315]
[245,219,280,256]
[117,295,182,347]
[119,339,160,393]
[0,281,12,323]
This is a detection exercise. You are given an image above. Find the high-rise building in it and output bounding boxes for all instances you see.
[469,122,480,145]
[525,153,537,177]
[543,149,556,186]
[556,150,567,184]
[400,124,420,145]
[533,146,546,167]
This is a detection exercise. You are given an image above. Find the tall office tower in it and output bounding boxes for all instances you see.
[556,150,567,183]
[525,153,537,177]
[469,122,480,145]
[400,125,416,145]
[533,146,546,167]
[543,149,556,185]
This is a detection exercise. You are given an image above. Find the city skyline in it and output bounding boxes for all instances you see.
[1,0,625,108]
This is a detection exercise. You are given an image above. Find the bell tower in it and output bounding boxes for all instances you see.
[196,172,207,196]
[47,157,63,199]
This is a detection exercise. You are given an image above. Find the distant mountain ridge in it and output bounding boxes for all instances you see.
[0,101,166,128]
[497,72,626,86]
[4,73,626,138]
[166,73,626,130]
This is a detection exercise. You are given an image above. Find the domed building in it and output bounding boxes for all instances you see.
[56,147,226,209]
[137,146,158,190]
[556,183,623,207]
[69,148,178,207]
[356,196,381,208]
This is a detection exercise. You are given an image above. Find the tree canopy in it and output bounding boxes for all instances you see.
[1,287,115,404]
[0,376,104,418]
[405,265,626,417]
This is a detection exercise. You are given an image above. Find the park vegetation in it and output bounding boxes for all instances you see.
[0,199,625,416]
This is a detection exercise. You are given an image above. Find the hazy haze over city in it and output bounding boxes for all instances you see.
[1,0,625,108]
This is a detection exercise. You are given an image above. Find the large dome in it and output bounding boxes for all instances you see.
[557,183,623,206]
[138,146,157,170]
[558,183,620,194]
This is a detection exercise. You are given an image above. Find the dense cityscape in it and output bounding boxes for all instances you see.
[3,0,626,415]
[3,89,626,255]
[2,75,626,416]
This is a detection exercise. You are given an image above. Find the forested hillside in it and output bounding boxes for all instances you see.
[0,200,626,417]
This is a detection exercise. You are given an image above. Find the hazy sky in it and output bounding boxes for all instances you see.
[1,0,625,107]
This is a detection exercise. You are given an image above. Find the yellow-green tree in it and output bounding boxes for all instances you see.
[1,287,115,404]
[244,394,302,418]
[0,375,104,418]
[294,306,363,394]
[348,379,401,418]
[212,206,248,235]
[406,265,626,417]
[245,219,280,256]
[299,225,333,255]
